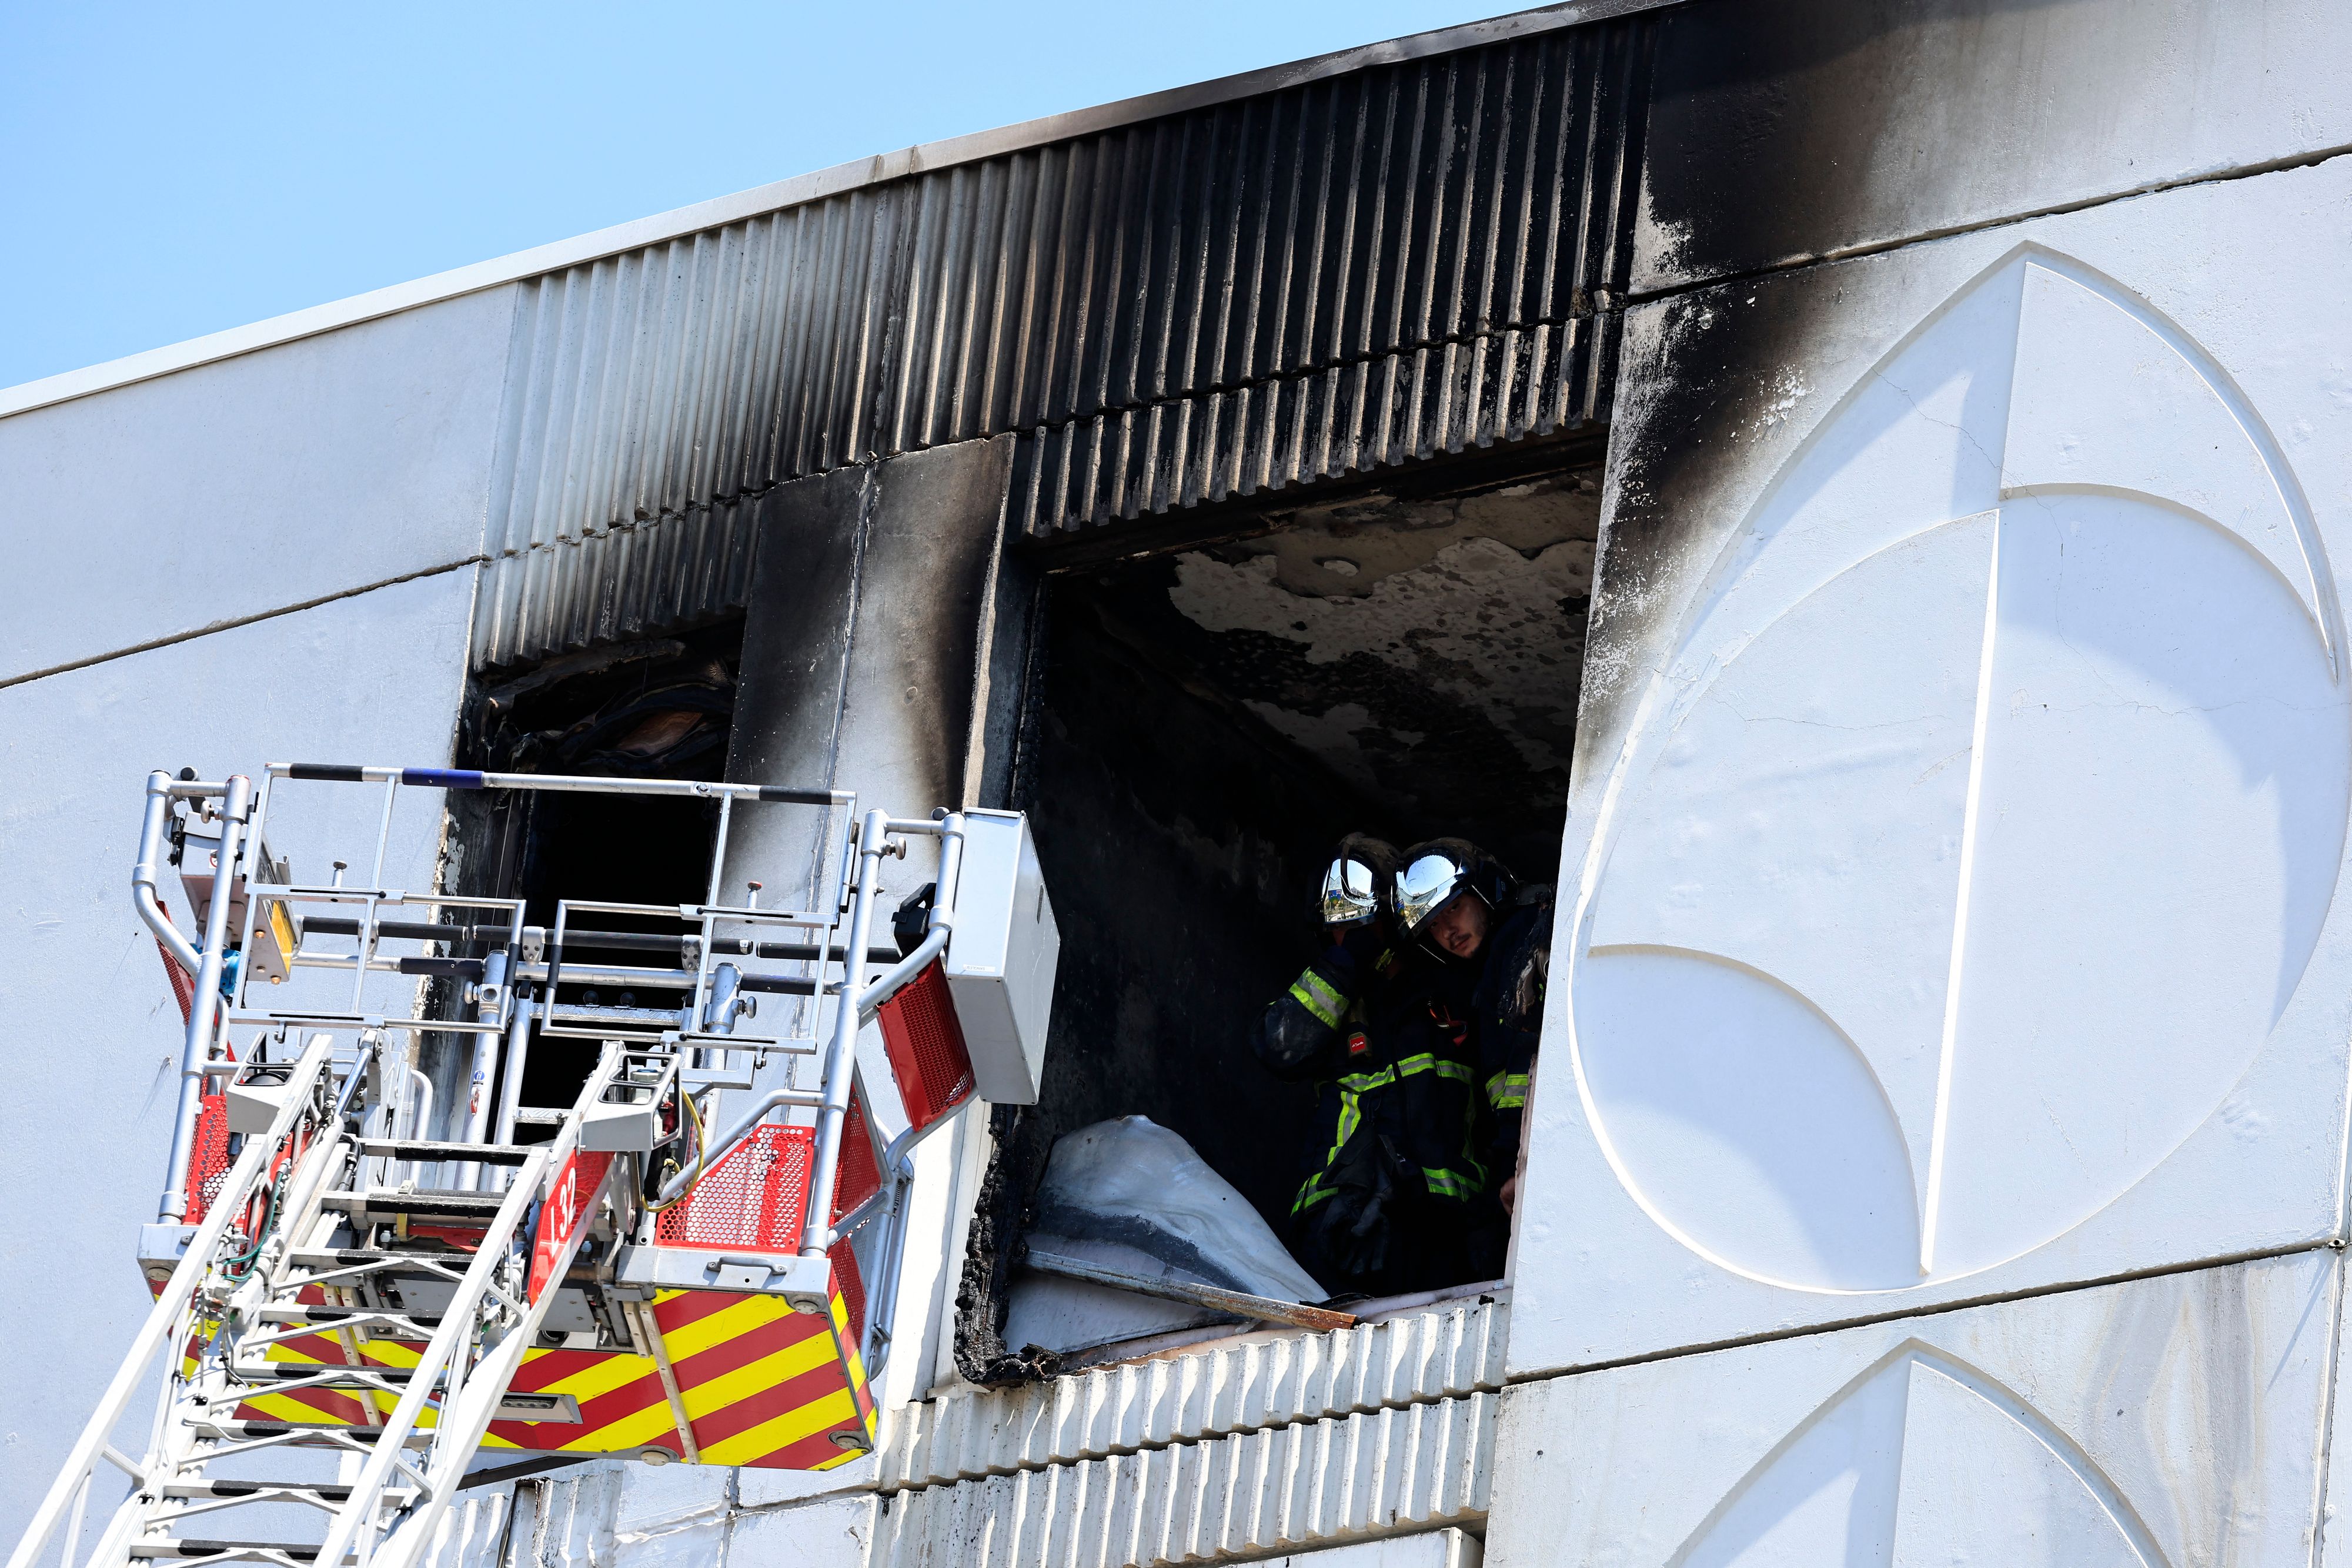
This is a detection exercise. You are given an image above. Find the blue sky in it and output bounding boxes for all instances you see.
[0,2,1515,390]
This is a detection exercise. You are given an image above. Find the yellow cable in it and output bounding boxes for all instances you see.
[643,1084,709,1213]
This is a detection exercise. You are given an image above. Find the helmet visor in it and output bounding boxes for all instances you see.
[1319,856,1382,925]
[1394,853,1465,934]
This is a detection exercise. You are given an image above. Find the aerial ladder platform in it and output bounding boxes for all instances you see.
[9,763,1059,1568]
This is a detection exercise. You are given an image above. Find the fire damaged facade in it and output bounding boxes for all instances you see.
[8,1,2352,1563]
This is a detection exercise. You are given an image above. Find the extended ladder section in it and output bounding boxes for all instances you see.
[11,764,1059,1568]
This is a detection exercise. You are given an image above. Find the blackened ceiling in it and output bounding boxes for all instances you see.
[1071,467,1598,881]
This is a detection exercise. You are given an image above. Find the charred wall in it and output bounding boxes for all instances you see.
[473,13,1653,670]
[1631,0,2275,299]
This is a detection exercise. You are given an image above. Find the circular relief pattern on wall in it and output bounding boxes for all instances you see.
[1573,250,2349,1292]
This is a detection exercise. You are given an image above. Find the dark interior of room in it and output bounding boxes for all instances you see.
[960,453,1601,1379]
[431,623,744,1139]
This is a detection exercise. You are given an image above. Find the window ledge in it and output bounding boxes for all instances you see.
[877,1286,1508,1493]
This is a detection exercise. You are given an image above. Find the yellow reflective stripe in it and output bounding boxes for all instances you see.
[1289,968,1347,1028]
[1338,1053,1472,1094]
[700,1388,859,1470]
[662,1293,781,1362]
[1328,1083,1365,1168]
[1421,1166,1482,1200]
[1306,1047,1486,1209]
[1298,968,1347,1015]
[1487,1070,1531,1110]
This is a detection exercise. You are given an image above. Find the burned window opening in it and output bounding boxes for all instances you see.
[956,453,1600,1385]
[429,624,746,1142]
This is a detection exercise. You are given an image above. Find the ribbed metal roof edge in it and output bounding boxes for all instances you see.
[0,0,1676,422]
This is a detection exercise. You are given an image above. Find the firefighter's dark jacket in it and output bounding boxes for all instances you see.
[1251,931,1488,1223]
[1473,891,1554,1176]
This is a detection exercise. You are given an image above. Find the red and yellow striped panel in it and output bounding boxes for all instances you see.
[233,1268,873,1470]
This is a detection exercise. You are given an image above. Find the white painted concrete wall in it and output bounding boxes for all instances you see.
[1489,1254,2334,1567]
[1502,116,2352,1568]
[0,287,516,685]
[0,294,516,1542]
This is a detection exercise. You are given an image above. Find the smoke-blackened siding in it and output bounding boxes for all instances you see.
[473,15,1653,668]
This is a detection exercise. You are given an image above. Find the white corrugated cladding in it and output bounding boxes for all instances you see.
[410,1489,516,1568]
[869,1298,1506,1564]
[879,1297,1506,1489]
[871,1395,1495,1567]
[383,1302,1504,1568]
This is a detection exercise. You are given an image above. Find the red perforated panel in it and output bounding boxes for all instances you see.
[831,1091,880,1223]
[874,959,974,1132]
[183,1095,233,1226]
[656,1124,812,1252]
[155,933,196,1025]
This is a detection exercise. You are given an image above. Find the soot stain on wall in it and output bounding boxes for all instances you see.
[1579,257,1872,771]
[1641,0,2080,290]
[433,627,744,1133]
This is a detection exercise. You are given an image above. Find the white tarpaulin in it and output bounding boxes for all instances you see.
[1003,1116,1328,1358]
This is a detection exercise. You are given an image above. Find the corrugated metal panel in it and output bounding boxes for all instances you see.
[474,16,1652,667]
[412,1485,515,1568]
[869,1392,1496,1568]
[472,491,761,671]
[504,1466,622,1568]
[878,1297,1508,1493]
[1008,316,1613,534]
[495,1461,753,1568]
[471,198,896,668]
[883,19,1648,446]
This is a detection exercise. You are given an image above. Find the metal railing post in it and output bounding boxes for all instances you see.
[455,950,509,1189]
[492,997,533,1142]
[802,810,888,1256]
[132,773,201,977]
[158,774,250,1223]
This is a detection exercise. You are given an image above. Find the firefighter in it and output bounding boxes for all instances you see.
[1465,873,1553,1219]
[1252,835,1497,1297]
[1391,837,1543,1275]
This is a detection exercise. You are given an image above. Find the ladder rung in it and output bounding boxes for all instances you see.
[255,1306,442,1329]
[191,1419,430,1447]
[356,1139,533,1166]
[129,1541,340,1564]
[322,1191,506,1219]
[289,1246,478,1271]
[157,1483,407,1505]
